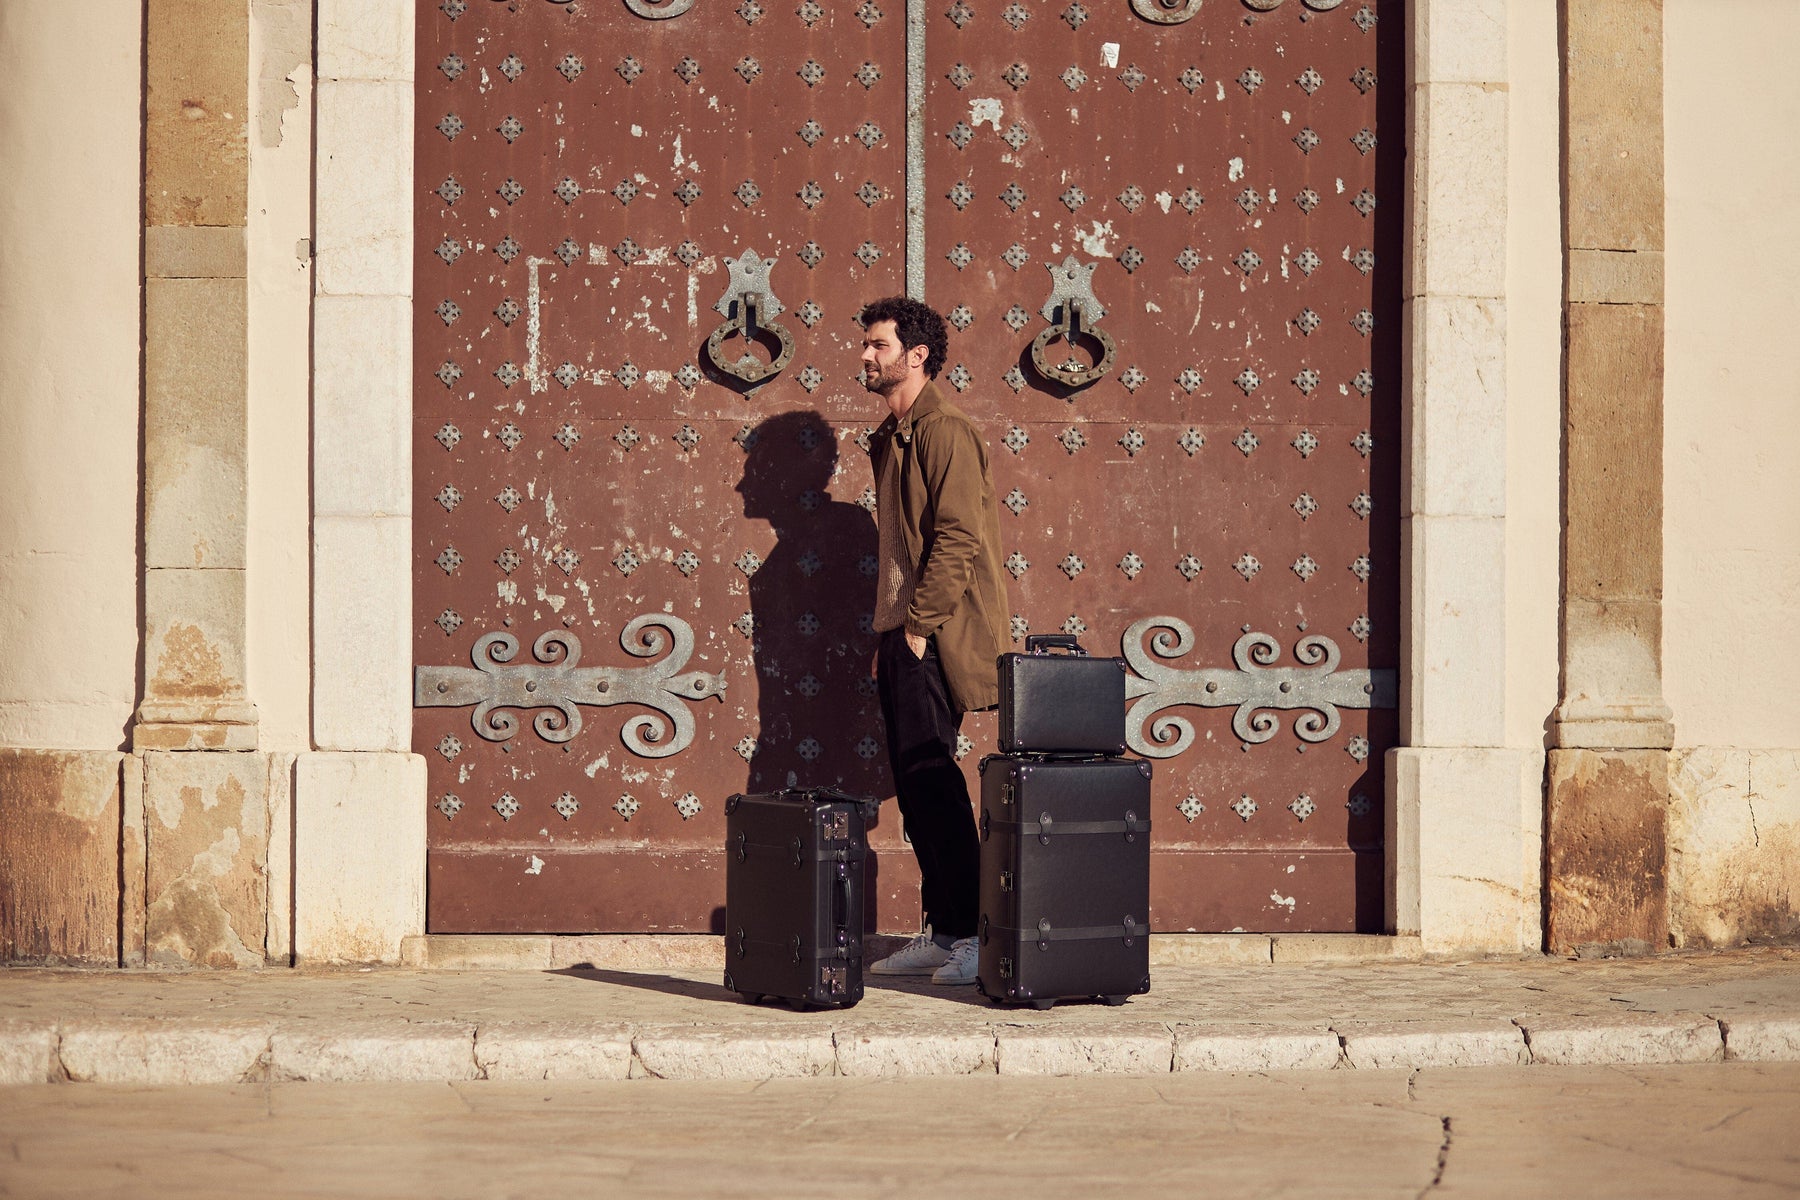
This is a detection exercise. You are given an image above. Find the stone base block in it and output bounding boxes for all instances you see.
[270,1022,475,1082]
[143,751,289,969]
[294,751,425,964]
[0,750,124,964]
[1173,1026,1342,1072]
[1336,1020,1528,1069]
[1150,935,1274,966]
[0,1023,58,1084]
[473,1022,632,1081]
[401,935,554,970]
[1546,747,1669,956]
[995,1023,1173,1076]
[58,1021,273,1084]
[1520,1013,1722,1066]
[1271,935,1423,964]
[549,934,724,972]
[833,1025,996,1077]
[1722,1016,1800,1062]
[1669,748,1800,948]
[1388,747,1538,954]
[630,1027,835,1080]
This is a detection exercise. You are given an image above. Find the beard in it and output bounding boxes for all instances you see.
[861,355,908,394]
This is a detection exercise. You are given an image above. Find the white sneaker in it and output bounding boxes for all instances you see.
[870,927,952,976]
[930,936,979,985]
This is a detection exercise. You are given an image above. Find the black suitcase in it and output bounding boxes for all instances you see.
[997,634,1128,756]
[976,755,1153,1009]
[723,788,877,1009]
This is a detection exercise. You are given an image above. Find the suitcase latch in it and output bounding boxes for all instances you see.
[820,810,849,842]
[999,956,1014,980]
[821,963,847,996]
[1001,783,1015,806]
[1000,871,1014,892]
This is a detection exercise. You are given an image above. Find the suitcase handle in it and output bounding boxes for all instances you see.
[833,864,854,948]
[1024,633,1087,656]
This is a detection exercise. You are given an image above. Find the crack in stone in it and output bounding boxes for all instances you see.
[1415,1115,1452,1198]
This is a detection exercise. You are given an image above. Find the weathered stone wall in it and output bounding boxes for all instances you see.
[1663,5,1799,754]
[1669,751,1800,948]
[0,753,124,964]
[0,3,144,965]
[248,0,316,754]
[1505,0,1565,950]
[0,2,144,751]
[1659,0,1800,946]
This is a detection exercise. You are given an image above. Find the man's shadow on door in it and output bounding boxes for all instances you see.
[732,409,901,931]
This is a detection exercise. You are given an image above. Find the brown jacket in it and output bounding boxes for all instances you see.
[867,382,1011,714]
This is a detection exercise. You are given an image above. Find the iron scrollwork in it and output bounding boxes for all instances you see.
[414,616,726,758]
[1029,256,1117,388]
[1120,616,1396,758]
[704,249,797,385]
[623,0,696,17]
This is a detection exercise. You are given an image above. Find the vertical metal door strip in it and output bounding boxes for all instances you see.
[413,0,1399,934]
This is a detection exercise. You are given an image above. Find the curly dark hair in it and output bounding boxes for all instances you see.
[858,295,948,380]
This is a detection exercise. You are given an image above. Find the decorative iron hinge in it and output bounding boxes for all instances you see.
[414,615,725,758]
[1120,616,1396,758]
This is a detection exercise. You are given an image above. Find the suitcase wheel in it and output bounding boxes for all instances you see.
[742,993,764,1006]
[1100,995,1129,1007]
[1028,999,1056,1011]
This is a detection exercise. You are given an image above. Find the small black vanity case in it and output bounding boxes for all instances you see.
[975,755,1153,1009]
[723,788,877,1009]
[997,634,1129,756]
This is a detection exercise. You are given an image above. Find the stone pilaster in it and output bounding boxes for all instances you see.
[1548,0,1671,956]
[1385,0,1536,955]
[134,0,257,752]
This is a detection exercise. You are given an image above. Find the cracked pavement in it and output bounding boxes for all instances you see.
[0,1065,1796,1197]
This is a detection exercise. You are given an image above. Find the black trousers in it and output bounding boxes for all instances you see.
[875,626,980,939]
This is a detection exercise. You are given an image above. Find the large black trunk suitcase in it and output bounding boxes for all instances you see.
[976,755,1153,1009]
[997,634,1128,756]
[723,788,877,1009]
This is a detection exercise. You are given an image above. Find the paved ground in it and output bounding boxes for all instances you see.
[1,947,1797,1083]
[2,1065,1798,1198]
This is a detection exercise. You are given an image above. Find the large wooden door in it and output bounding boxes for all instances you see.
[413,0,1399,934]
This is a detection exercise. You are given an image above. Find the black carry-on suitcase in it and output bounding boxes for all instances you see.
[723,788,877,1009]
[976,755,1152,1009]
[997,634,1129,757]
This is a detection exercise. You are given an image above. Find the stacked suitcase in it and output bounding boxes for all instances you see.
[721,788,877,1010]
[978,635,1153,1009]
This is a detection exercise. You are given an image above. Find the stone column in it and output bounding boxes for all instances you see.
[1385,0,1537,955]
[1547,0,1671,956]
[135,0,257,752]
[132,0,284,968]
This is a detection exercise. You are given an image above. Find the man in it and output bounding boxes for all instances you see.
[857,296,1011,986]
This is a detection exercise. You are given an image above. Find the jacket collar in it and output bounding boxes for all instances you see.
[893,380,946,443]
